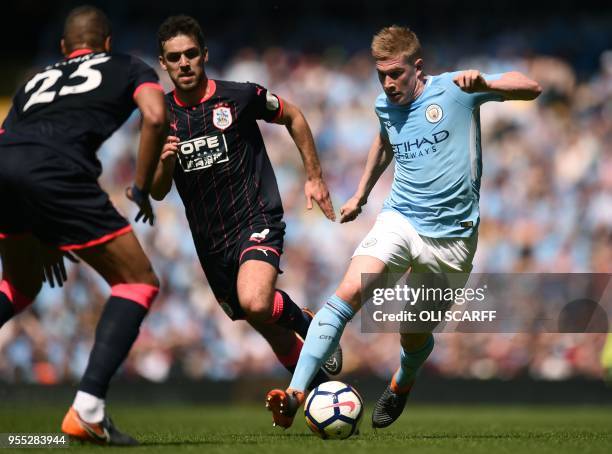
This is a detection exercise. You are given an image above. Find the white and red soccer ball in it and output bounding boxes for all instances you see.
[304,381,363,439]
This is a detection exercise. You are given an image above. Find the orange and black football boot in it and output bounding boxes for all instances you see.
[61,407,138,446]
[265,388,306,429]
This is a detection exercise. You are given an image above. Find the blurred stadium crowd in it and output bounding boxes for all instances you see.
[0,18,610,385]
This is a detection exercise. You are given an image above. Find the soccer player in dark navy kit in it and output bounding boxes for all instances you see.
[152,16,342,387]
[0,6,167,445]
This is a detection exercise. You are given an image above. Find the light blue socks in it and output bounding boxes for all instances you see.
[393,334,434,390]
[288,295,355,392]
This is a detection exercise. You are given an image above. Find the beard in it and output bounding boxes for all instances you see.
[174,73,202,91]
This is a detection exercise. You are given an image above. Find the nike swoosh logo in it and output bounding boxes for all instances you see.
[321,401,356,412]
[318,321,337,328]
[80,420,110,442]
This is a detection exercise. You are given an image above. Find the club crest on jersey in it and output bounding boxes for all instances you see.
[213,106,232,130]
[425,104,443,123]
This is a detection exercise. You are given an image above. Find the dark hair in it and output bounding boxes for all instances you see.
[63,5,111,52]
[157,15,205,55]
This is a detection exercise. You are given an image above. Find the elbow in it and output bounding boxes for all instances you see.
[521,84,542,101]
[530,82,543,99]
[142,109,167,131]
[520,73,543,100]
[278,101,300,127]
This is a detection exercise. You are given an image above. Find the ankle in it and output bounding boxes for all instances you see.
[73,390,105,423]
[390,372,414,395]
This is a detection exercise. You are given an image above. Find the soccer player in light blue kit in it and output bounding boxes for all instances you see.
[266,25,541,429]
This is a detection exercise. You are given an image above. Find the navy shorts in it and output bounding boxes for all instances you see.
[195,219,285,320]
[0,145,130,249]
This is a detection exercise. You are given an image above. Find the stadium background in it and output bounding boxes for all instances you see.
[0,0,610,403]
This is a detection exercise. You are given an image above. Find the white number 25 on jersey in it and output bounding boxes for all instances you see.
[22,56,110,112]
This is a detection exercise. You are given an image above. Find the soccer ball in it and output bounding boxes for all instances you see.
[304,381,363,439]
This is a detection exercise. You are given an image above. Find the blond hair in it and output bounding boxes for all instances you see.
[371,25,422,63]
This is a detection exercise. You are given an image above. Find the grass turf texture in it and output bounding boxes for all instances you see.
[0,404,610,453]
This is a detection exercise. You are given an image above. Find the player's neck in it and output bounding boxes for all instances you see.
[176,76,213,106]
[411,75,427,102]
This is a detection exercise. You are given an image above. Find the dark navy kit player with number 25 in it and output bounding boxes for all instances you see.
[0,6,167,445]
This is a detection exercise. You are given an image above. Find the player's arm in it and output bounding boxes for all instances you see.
[274,99,336,221]
[1,104,18,131]
[150,136,179,201]
[340,132,393,223]
[127,86,168,223]
[453,70,542,101]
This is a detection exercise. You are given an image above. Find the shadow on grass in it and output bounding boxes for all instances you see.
[370,431,609,441]
[139,433,316,447]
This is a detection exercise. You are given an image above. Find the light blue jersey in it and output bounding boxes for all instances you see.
[377,71,504,238]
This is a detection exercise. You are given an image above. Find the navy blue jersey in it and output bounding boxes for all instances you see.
[167,79,284,255]
[0,50,160,176]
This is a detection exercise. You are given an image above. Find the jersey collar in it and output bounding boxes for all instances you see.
[173,79,217,107]
[67,49,94,59]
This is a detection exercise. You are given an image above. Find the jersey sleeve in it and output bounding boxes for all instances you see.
[445,71,505,108]
[128,56,163,98]
[377,114,390,140]
[374,94,390,139]
[247,82,283,122]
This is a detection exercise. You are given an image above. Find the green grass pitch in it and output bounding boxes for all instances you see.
[0,404,610,453]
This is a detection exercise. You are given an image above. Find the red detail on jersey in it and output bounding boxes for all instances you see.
[172,91,187,107]
[321,401,356,412]
[67,48,94,58]
[271,96,284,123]
[110,283,159,310]
[59,225,132,251]
[0,232,5,239]
[133,82,164,99]
[275,335,303,367]
[0,128,5,134]
[172,79,217,107]
[201,79,217,102]
[239,245,280,263]
[1,279,33,313]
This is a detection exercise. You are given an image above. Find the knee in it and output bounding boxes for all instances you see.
[335,279,361,309]
[240,291,273,322]
[142,269,160,289]
[122,265,159,289]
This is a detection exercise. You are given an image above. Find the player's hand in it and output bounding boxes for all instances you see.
[161,136,180,165]
[304,178,336,221]
[339,196,364,223]
[453,69,489,93]
[126,184,155,226]
[41,249,79,288]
